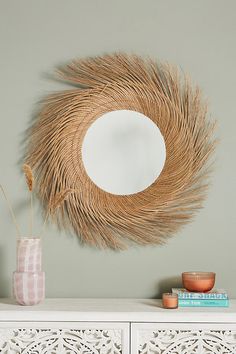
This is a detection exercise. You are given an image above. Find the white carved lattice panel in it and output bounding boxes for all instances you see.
[0,327,124,354]
[136,328,236,354]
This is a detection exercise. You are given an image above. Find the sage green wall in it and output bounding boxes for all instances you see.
[0,0,235,298]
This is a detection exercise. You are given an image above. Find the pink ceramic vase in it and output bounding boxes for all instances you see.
[13,237,45,305]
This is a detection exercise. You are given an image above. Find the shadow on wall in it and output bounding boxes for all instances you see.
[0,245,10,297]
[152,276,182,298]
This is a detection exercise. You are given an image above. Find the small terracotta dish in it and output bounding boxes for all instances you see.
[182,272,215,292]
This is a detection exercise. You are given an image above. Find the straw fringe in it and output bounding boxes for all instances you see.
[25,53,216,249]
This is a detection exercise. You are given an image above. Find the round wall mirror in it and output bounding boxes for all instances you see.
[82,110,166,195]
[26,54,216,249]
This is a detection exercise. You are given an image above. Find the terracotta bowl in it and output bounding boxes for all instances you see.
[182,272,216,292]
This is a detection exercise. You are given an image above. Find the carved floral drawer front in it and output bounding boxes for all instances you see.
[0,322,129,354]
[132,323,236,354]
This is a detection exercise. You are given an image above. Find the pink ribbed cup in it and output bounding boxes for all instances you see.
[13,237,45,306]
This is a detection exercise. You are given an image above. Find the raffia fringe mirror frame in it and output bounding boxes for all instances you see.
[25,53,216,250]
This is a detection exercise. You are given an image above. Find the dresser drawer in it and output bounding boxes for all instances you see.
[131,323,236,354]
[0,322,129,354]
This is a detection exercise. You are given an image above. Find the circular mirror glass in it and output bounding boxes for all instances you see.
[82,110,166,195]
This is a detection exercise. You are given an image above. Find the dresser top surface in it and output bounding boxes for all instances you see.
[0,298,235,323]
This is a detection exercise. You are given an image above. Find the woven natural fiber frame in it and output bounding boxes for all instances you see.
[25,53,216,249]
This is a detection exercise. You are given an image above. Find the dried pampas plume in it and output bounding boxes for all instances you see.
[23,164,34,192]
[25,53,217,249]
[23,163,34,236]
[40,189,76,237]
[49,189,75,214]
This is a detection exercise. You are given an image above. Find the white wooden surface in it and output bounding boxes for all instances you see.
[1,299,236,353]
[0,298,236,323]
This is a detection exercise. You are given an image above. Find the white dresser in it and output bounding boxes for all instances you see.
[0,298,236,354]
